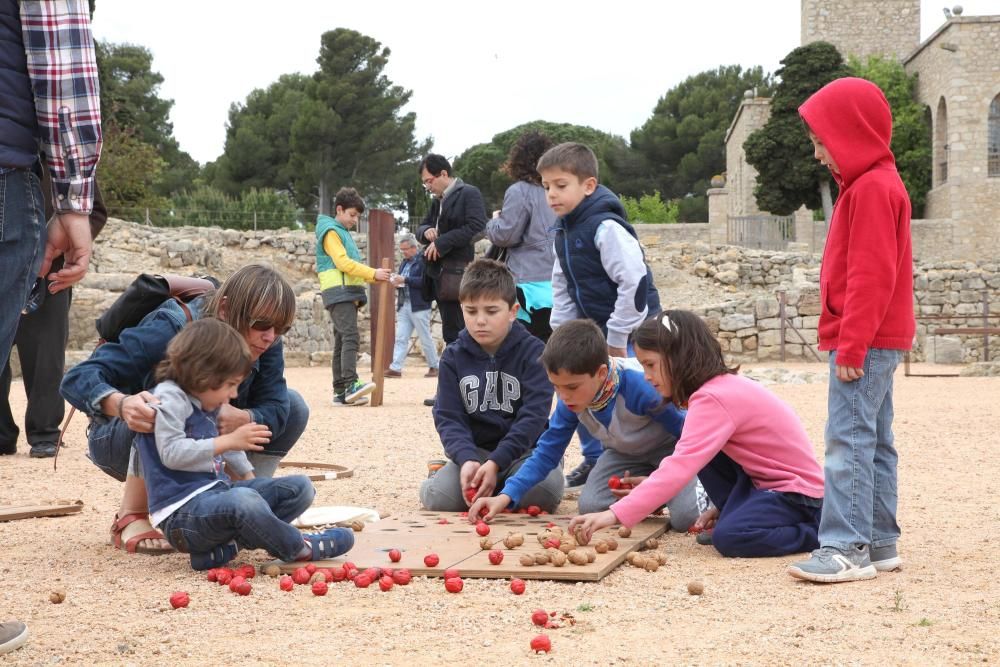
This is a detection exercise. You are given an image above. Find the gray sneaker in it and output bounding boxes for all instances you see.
[0,620,29,655]
[788,545,877,583]
[870,543,903,572]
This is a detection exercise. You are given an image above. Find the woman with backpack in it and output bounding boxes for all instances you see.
[60,264,307,555]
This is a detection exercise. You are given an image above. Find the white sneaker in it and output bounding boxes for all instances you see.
[788,546,877,583]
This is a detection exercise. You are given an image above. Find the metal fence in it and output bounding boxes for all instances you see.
[727,215,796,251]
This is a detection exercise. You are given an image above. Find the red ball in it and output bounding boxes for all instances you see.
[379,576,394,592]
[531,609,549,627]
[291,567,310,585]
[488,549,504,565]
[392,569,412,586]
[510,578,526,595]
[279,575,294,592]
[475,521,490,536]
[354,574,372,589]
[527,505,541,517]
[530,634,551,654]
[608,475,622,490]
[388,548,402,563]
[311,580,328,596]
[423,553,440,567]
[169,591,189,609]
[443,567,460,580]
[444,577,464,593]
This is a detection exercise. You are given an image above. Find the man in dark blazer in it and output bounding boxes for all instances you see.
[416,154,487,345]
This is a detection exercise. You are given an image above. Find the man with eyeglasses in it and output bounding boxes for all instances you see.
[416,154,487,406]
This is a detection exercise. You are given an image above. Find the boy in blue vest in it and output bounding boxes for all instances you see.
[315,187,390,406]
[419,259,564,512]
[136,318,354,570]
[538,142,662,488]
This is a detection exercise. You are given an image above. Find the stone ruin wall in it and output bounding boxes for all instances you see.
[44,220,1000,376]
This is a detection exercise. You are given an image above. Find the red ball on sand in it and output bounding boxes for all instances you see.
[510,578,526,595]
[530,634,551,654]
[443,567,460,580]
[311,580,328,596]
[445,577,464,593]
[292,567,310,585]
[233,580,252,596]
[354,574,372,589]
[379,576,394,592]
[169,591,189,609]
[392,569,412,586]
[531,609,549,626]
[279,575,294,591]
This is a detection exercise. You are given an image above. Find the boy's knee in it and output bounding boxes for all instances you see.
[419,478,464,512]
[710,525,750,558]
[518,479,564,514]
[577,488,612,515]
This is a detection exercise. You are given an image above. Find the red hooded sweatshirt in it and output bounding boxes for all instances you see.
[799,77,915,369]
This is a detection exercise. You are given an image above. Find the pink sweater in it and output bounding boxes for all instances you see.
[610,374,824,528]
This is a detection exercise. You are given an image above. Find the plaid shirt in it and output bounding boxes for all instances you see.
[20,0,102,214]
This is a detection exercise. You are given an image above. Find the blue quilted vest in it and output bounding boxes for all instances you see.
[138,400,229,514]
[553,185,661,331]
[0,0,40,168]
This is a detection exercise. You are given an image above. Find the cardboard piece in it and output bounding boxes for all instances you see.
[277,461,353,482]
[273,512,668,582]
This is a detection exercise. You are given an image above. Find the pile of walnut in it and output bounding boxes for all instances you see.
[476,524,652,568]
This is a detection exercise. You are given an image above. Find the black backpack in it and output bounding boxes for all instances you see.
[95,273,220,343]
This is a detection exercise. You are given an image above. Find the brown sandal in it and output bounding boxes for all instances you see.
[110,513,173,555]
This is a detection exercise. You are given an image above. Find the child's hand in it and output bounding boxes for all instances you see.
[374,268,391,282]
[568,510,617,545]
[215,422,270,454]
[836,364,864,382]
[459,460,481,494]
[607,345,627,358]
[469,461,499,503]
[468,494,511,523]
[610,471,649,498]
[693,506,719,532]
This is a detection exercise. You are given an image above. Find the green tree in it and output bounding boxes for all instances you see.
[95,40,201,197]
[452,120,644,212]
[744,42,851,218]
[292,28,428,214]
[211,74,310,198]
[632,65,774,221]
[621,191,679,224]
[168,186,299,230]
[98,121,168,215]
[849,55,931,217]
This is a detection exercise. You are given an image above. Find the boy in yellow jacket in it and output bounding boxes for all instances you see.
[315,188,390,405]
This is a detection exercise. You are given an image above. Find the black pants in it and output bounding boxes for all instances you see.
[437,300,464,345]
[0,284,71,454]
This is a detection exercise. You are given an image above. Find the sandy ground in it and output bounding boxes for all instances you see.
[1,361,998,666]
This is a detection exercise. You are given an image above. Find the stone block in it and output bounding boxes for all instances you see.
[719,313,755,331]
[798,292,821,316]
[754,298,780,319]
[742,335,758,351]
[929,336,964,364]
[715,270,739,285]
[758,317,782,330]
[759,330,783,347]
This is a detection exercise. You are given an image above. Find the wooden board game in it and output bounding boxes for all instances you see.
[274,511,667,582]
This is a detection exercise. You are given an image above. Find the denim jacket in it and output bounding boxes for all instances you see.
[60,296,291,435]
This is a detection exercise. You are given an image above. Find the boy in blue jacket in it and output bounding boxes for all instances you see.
[419,259,563,512]
[538,142,663,489]
[469,319,699,532]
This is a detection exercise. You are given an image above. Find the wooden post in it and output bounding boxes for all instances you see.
[370,258,392,406]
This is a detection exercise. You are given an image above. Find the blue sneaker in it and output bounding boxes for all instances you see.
[788,545,877,583]
[190,541,238,571]
[300,527,355,561]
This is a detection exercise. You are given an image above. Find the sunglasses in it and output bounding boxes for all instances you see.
[250,319,291,336]
[660,313,677,334]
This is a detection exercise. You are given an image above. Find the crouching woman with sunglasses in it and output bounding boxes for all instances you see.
[61,264,308,555]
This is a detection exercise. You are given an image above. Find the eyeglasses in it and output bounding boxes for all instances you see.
[250,319,291,336]
[660,313,677,334]
[421,175,436,186]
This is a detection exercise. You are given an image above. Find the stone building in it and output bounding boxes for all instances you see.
[718,1,1000,261]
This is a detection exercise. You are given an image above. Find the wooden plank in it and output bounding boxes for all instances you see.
[370,257,393,407]
[0,500,84,522]
[271,512,668,582]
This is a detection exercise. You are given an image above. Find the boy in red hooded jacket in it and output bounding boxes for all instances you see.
[788,77,915,584]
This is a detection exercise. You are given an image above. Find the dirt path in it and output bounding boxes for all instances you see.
[1,363,997,665]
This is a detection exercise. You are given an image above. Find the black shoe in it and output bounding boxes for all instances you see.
[565,459,596,488]
[696,530,713,546]
[423,397,435,407]
[0,442,16,456]
[29,442,57,458]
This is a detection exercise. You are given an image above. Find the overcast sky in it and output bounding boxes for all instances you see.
[90,0,997,165]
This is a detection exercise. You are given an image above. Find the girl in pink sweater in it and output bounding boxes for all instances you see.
[570,310,824,558]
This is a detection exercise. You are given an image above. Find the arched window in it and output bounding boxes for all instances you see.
[989,94,1000,177]
[936,97,949,185]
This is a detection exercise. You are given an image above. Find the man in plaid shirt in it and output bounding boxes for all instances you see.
[0,0,101,656]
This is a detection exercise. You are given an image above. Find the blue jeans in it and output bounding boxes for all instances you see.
[0,167,46,371]
[819,348,903,551]
[699,451,821,557]
[390,301,439,372]
[88,388,309,482]
[160,475,315,562]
